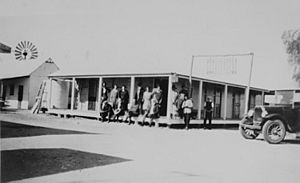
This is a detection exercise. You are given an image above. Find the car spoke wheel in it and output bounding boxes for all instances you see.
[239,118,259,139]
[262,119,286,144]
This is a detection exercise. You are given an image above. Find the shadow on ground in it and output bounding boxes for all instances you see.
[168,123,239,130]
[255,137,300,145]
[0,121,98,138]
[282,139,300,144]
[0,108,19,113]
[1,148,131,182]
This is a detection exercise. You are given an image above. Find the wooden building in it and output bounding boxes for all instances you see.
[47,71,267,120]
[0,59,59,109]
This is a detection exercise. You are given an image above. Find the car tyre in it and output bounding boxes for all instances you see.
[239,118,259,139]
[262,119,286,144]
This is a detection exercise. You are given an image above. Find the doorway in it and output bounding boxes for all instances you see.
[18,85,23,109]
[232,91,241,119]
[213,88,222,118]
[154,77,169,116]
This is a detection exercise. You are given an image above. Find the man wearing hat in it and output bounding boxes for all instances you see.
[203,97,214,129]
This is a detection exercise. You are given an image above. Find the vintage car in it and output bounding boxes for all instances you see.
[239,90,300,144]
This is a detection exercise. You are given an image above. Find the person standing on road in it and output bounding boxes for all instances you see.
[119,85,129,112]
[141,86,152,125]
[177,84,188,119]
[203,97,214,129]
[109,84,119,109]
[134,83,144,115]
[182,94,193,130]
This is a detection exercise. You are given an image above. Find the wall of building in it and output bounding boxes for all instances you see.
[191,80,200,112]
[50,80,70,109]
[226,89,233,119]
[240,92,246,118]
[75,78,90,111]
[2,77,29,109]
[47,73,266,120]
[29,62,59,109]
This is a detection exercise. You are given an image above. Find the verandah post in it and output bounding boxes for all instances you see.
[130,76,135,103]
[223,84,228,120]
[198,80,203,120]
[97,77,103,114]
[71,77,75,111]
[166,75,173,120]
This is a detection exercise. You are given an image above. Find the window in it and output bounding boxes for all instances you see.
[9,84,14,95]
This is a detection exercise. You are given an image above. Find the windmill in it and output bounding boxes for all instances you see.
[14,41,38,61]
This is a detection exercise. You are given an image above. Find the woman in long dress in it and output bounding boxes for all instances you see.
[109,84,118,109]
[141,86,152,124]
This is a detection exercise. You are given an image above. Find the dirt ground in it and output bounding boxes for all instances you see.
[1,110,300,183]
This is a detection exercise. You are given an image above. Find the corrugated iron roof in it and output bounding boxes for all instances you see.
[0,58,44,79]
[49,68,268,91]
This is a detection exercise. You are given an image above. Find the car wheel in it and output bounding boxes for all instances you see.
[239,118,259,139]
[262,119,286,144]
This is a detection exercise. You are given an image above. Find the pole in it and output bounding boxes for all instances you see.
[189,56,194,97]
[223,84,228,120]
[129,76,135,103]
[244,53,254,114]
[198,80,203,119]
[71,77,75,111]
[97,77,103,113]
[167,75,173,120]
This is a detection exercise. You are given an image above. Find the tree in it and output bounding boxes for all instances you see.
[281,29,300,81]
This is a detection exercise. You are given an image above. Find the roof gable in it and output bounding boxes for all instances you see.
[0,58,56,79]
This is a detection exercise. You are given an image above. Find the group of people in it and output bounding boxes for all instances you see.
[170,84,193,129]
[100,82,214,129]
[100,82,163,127]
[171,84,214,129]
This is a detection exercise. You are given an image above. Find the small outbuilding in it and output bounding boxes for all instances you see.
[0,59,59,109]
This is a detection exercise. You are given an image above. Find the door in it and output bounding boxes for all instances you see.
[2,85,6,100]
[18,85,23,101]
[232,92,241,119]
[213,88,222,118]
[154,78,168,116]
[18,85,23,109]
[88,79,98,110]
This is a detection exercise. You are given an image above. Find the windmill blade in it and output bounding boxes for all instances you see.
[30,47,37,52]
[15,53,22,57]
[31,52,38,56]
[15,56,22,61]
[17,43,22,50]
[31,54,38,58]
[29,42,33,49]
[15,50,22,54]
[30,44,36,50]
[21,41,25,48]
[15,46,22,52]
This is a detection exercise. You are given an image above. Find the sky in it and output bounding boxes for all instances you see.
[0,0,300,89]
